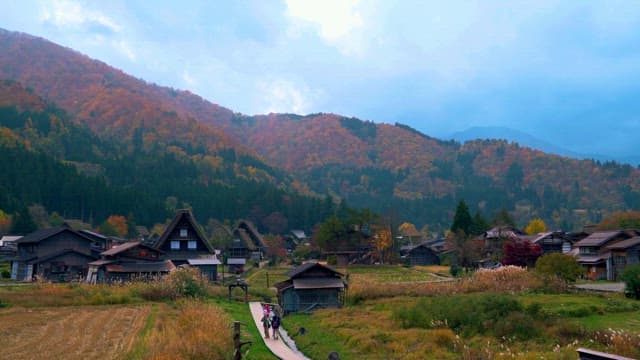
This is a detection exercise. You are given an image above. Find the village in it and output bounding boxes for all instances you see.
[1,207,640,359]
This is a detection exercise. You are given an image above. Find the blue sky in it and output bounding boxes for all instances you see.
[2,1,640,160]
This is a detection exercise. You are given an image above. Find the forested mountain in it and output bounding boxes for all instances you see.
[1,28,639,233]
[0,80,333,232]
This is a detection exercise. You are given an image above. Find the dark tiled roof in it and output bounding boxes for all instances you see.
[574,231,625,247]
[36,249,96,263]
[101,241,161,256]
[606,237,640,250]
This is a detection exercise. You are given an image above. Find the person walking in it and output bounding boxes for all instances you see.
[261,312,271,339]
[271,312,281,340]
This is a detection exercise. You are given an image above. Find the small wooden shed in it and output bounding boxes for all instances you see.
[274,262,346,314]
[400,243,441,266]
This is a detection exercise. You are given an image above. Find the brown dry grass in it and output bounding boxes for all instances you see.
[142,301,233,360]
[0,305,150,360]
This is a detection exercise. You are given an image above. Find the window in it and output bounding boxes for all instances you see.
[188,241,197,250]
[171,241,180,250]
[180,229,188,238]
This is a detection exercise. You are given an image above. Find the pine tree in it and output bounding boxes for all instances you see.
[451,200,472,235]
[11,207,37,235]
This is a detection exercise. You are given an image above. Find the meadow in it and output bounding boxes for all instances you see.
[1,264,639,359]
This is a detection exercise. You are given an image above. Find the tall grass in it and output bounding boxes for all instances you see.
[349,266,543,303]
[141,301,234,360]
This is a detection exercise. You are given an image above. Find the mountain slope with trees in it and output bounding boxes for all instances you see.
[1,28,639,232]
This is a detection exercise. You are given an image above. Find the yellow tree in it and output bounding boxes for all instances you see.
[0,209,11,234]
[525,218,547,235]
[374,228,393,264]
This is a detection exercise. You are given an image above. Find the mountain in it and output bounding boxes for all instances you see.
[449,126,640,166]
[1,28,640,233]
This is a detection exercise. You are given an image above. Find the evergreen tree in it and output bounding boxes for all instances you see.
[11,207,37,235]
[451,200,472,235]
[492,208,516,228]
[469,211,490,236]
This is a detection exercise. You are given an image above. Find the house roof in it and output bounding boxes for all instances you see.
[187,257,221,265]
[88,259,115,266]
[293,278,345,289]
[574,231,626,247]
[606,236,640,250]
[36,249,96,264]
[0,235,22,243]
[484,226,524,239]
[101,241,161,256]
[17,225,93,244]
[233,220,266,250]
[153,209,214,253]
[287,262,343,278]
[577,255,608,264]
[227,258,246,265]
[105,260,175,273]
[291,230,307,240]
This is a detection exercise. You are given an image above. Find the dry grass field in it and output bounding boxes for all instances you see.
[0,305,150,360]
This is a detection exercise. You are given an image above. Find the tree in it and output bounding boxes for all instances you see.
[11,207,37,235]
[374,227,393,264]
[469,211,490,236]
[0,209,12,234]
[525,218,547,235]
[99,215,128,237]
[502,240,542,267]
[492,209,516,228]
[621,264,640,300]
[535,253,584,287]
[597,211,640,230]
[451,200,472,235]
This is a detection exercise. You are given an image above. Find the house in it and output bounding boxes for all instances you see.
[286,229,308,251]
[529,231,576,255]
[227,257,246,274]
[226,220,266,261]
[574,230,638,280]
[0,235,20,259]
[274,262,347,314]
[606,236,640,280]
[86,241,175,284]
[10,224,98,281]
[186,256,221,281]
[478,226,525,258]
[400,242,441,266]
[153,209,217,266]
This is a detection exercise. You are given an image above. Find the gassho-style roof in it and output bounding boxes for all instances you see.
[16,225,94,244]
[574,231,626,247]
[606,236,640,250]
[286,262,344,278]
[153,209,215,253]
[101,241,161,256]
[105,260,175,273]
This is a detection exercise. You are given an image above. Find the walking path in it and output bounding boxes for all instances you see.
[248,302,310,360]
[573,282,626,293]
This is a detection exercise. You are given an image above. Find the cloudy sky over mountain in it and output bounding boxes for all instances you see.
[2,0,640,159]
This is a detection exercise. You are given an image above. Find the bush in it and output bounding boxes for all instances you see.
[535,253,584,288]
[450,264,461,277]
[133,268,209,301]
[621,264,640,300]
[1,270,10,279]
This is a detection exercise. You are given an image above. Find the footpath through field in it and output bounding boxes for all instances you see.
[248,301,310,360]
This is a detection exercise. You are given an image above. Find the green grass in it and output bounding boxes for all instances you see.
[519,293,640,318]
[574,311,640,332]
[284,312,360,360]
[340,265,445,283]
[211,298,278,360]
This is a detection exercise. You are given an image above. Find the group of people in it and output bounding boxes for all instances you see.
[260,304,281,340]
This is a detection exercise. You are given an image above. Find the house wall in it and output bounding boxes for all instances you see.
[158,218,212,260]
[281,288,342,313]
[408,247,440,266]
[18,231,91,259]
[39,252,94,282]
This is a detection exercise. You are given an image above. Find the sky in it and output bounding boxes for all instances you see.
[2,0,640,161]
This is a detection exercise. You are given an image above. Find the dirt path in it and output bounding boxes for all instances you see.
[0,305,150,360]
[248,302,310,360]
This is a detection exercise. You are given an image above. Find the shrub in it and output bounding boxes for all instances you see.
[535,253,584,289]
[450,264,461,277]
[132,268,210,301]
[1,270,10,279]
[621,264,640,300]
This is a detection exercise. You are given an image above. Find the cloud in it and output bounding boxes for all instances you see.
[258,78,321,114]
[40,0,121,34]
[285,0,366,55]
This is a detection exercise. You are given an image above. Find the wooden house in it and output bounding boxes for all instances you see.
[226,220,266,261]
[477,226,525,258]
[400,242,441,266]
[274,262,346,314]
[528,231,575,255]
[153,209,216,266]
[10,224,98,281]
[574,230,638,280]
[86,241,174,283]
[606,236,640,280]
[186,257,221,281]
[227,257,246,274]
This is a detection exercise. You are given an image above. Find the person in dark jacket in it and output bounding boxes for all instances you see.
[271,313,280,340]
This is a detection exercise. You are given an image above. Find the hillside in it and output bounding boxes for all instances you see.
[0,80,332,231]
[1,28,640,232]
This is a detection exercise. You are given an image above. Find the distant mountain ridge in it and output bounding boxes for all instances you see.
[449,126,640,166]
[1,28,640,232]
